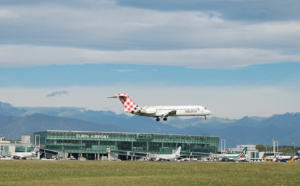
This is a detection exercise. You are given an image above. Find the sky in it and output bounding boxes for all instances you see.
[0,0,300,119]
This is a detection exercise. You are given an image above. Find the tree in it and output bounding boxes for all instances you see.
[256,144,266,152]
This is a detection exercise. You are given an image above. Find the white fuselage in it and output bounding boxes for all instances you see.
[134,105,211,117]
[151,146,181,161]
[12,152,35,159]
[155,154,179,161]
[266,155,292,161]
[218,154,245,160]
[218,154,247,161]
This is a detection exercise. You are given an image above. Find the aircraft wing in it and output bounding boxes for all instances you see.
[160,110,177,117]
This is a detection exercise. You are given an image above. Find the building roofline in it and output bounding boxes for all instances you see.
[32,130,219,138]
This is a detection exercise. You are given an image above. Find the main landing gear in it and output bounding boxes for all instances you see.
[156,117,168,121]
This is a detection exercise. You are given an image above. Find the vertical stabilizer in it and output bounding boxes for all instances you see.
[174,146,181,156]
[238,147,247,158]
[115,94,137,112]
[32,146,38,153]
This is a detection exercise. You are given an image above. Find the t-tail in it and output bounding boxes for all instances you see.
[238,147,247,158]
[108,94,137,112]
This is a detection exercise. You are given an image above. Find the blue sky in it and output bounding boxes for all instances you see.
[1,0,300,118]
[0,63,300,87]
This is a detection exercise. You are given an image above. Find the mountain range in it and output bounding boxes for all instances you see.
[1,102,299,147]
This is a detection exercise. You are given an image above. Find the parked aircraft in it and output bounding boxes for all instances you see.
[218,147,248,162]
[150,146,181,161]
[289,150,300,162]
[11,146,38,159]
[265,150,300,162]
[109,93,211,121]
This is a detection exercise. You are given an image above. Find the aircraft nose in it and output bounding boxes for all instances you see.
[206,109,212,115]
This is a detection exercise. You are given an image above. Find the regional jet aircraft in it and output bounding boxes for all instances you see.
[109,94,211,121]
[150,146,181,161]
[218,147,248,162]
[265,150,300,162]
[11,146,38,159]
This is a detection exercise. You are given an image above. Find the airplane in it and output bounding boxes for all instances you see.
[109,93,211,121]
[150,146,181,161]
[266,150,300,162]
[269,155,293,162]
[218,147,248,162]
[289,150,300,162]
[11,146,38,159]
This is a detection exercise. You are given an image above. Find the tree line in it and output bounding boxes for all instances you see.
[256,144,300,154]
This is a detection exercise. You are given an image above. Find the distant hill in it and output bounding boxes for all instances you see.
[0,113,125,138]
[1,102,300,147]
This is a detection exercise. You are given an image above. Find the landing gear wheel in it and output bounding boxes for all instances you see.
[163,117,167,121]
[156,117,160,121]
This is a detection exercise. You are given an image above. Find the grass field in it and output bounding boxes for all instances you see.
[0,161,299,185]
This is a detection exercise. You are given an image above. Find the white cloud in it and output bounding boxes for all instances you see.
[47,90,69,97]
[0,9,18,18]
[1,1,300,51]
[1,45,300,68]
[1,0,300,69]
[0,85,299,119]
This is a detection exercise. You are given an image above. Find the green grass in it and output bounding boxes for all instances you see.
[0,161,299,185]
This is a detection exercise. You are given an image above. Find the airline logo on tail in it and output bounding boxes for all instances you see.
[113,94,137,112]
[32,146,38,153]
[238,147,247,158]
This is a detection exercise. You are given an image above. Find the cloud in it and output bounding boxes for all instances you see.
[47,91,69,97]
[0,9,18,18]
[1,45,300,69]
[1,1,300,51]
[116,0,300,22]
[0,85,299,119]
[0,1,300,69]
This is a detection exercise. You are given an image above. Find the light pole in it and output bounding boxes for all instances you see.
[35,134,40,159]
[272,139,276,156]
[272,139,279,157]
[221,139,226,154]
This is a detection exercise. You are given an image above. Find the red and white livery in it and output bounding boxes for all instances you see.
[109,93,211,121]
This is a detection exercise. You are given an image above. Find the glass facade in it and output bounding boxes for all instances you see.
[32,130,219,155]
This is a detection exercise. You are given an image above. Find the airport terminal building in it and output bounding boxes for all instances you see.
[31,130,219,160]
